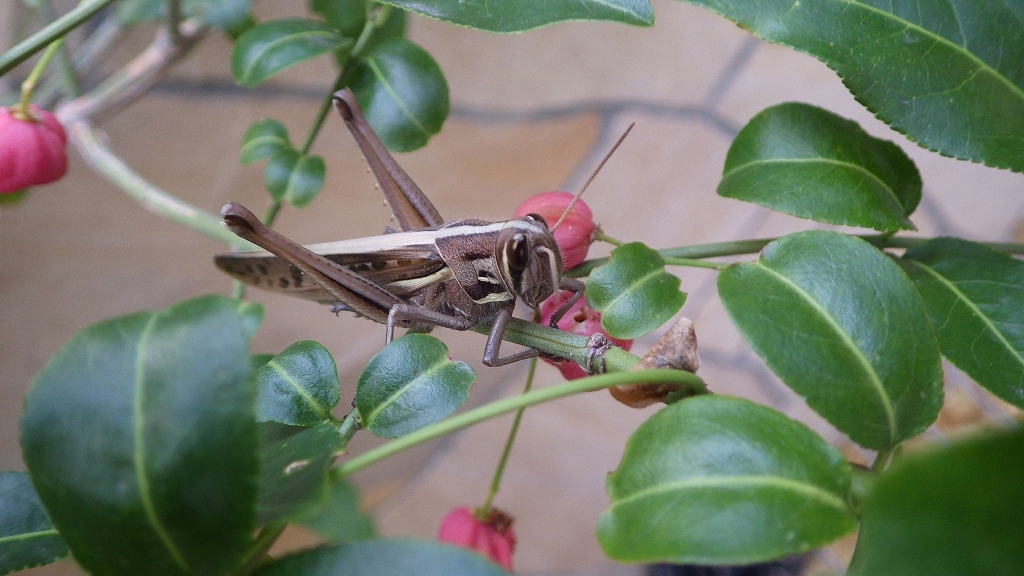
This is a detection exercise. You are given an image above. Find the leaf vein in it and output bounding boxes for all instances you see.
[757,263,899,444]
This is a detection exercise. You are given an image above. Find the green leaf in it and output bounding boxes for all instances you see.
[901,238,1024,408]
[720,103,921,232]
[299,479,376,543]
[255,341,340,426]
[585,242,686,340]
[253,539,509,576]
[356,334,475,439]
[240,119,291,164]
[232,18,351,87]
[0,472,69,575]
[263,150,326,207]
[380,0,654,32]
[117,0,251,29]
[679,0,1024,172]
[598,396,856,564]
[251,353,275,372]
[848,425,1024,576]
[257,422,342,526]
[717,231,942,450]
[311,0,367,38]
[20,295,257,576]
[350,38,449,152]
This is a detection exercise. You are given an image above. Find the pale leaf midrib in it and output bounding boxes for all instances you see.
[722,156,908,218]
[610,474,850,514]
[836,0,1024,102]
[267,359,331,421]
[757,263,899,444]
[134,314,189,570]
[905,259,1024,370]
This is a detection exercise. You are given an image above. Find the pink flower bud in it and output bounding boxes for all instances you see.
[540,290,633,380]
[1,105,68,194]
[513,191,595,269]
[438,507,516,571]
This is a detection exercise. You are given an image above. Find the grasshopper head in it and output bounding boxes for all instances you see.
[496,214,563,308]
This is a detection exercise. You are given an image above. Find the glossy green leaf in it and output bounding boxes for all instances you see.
[720,103,921,232]
[356,334,475,439]
[901,238,1024,408]
[311,0,368,38]
[255,340,340,426]
[253,539,509,576]
[0,472,69,575]
[718,231,942,450]
[240,119,291,164]
[680,0,1024,172]
[232,19,351,87]
[264,150,326,207]
[350,38,449,152]
[380,0,654,32]
[848,425,1024,576]
[116,0,251,29]
[20,295,257,576]
[598,396,856,564]
[585,242,686,340]
[251,353,275,372]
[257,422,342,526]
[299,479,376,543]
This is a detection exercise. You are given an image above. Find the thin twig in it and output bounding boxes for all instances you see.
[0,0,116,76]
[57,19,206,125]
[64,120,255,249]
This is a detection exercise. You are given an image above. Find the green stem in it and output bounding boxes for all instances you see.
[262,15,379,231]
[568,235,1024,277]
[233,523,286,575]
[299,70,349,155]
[15,39,63,118]
[471,317,642,373]
[295,9,381,157]
[0,0,116,76]
[662,256,726,270]
[334,369,706,478]
[33,17,122,108]
[165,0,183,46]
[870,448,894,473]
[260,200,282,228]
[595,230,624,246]
[35,0,80,98]
[66,121,257,250]
[336,406,361,450]
[479,357,537,516]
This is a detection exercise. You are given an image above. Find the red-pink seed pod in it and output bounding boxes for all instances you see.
[438,506,516,571]
[0,105,68,194]
[513,191,595,269]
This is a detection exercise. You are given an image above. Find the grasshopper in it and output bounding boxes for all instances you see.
[216,88,590,366]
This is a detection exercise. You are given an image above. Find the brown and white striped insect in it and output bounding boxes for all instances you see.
[216,89,590,366]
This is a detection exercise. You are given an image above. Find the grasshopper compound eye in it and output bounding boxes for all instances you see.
[507,234,530,271]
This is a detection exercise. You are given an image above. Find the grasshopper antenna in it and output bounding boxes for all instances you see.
[551,122,634,232]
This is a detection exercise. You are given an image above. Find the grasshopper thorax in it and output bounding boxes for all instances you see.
[495,214,563,308]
